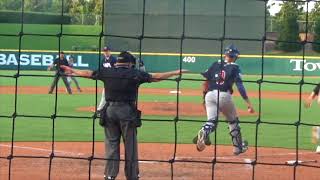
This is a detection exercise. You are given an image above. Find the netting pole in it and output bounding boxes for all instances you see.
[170,0,187,179]
[211,0,228,179]
[252,0,269,179]
[48,0,65,178]
[293,1,310,179]
[138,0,146,67]
[8,0,25,179]
[87,0,107,178]
[136,0,146,177]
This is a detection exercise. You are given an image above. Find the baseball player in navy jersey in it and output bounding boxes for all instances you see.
[193,44,255,155]
[47,51,72,94]
[97,46,117,112]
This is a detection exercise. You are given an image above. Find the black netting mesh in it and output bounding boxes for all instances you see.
[1,0,320,180]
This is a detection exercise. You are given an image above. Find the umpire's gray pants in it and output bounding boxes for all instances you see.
[104,102,139,180]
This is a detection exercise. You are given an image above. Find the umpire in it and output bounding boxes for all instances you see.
[47,51,72,94]
[61,51,187,180]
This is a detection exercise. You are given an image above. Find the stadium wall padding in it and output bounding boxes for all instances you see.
[1,50,320,76]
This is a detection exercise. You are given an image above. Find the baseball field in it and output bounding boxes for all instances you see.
[3,0,320,177]
[1,69,320,179]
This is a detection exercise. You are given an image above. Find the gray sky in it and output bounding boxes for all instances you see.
[268,0,316,16]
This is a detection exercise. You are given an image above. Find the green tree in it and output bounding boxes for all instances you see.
[24,0,47,12]
[93,0,102,15]
[0,0,21,11]
[310,2,320,22]
[68,0,101,25]
[311,2,320,52]
[276,2,301,52]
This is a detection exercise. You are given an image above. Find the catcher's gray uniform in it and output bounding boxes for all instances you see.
[194,45,253,155]
[204,90,245,154]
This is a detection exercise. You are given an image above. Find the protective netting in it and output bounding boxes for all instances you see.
[1,0,320,180]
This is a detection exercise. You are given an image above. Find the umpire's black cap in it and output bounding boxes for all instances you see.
[117,51,136,64]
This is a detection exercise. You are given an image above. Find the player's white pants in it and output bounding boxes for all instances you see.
[97,89,106,111]
[205,90,244,152]
[205,90,237,123]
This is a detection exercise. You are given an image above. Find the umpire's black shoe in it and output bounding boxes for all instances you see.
[105,176,115,180]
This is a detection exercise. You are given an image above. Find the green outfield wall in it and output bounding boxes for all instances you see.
[0,50,320,76]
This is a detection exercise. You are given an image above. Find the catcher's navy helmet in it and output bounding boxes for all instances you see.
[224,44,240,58]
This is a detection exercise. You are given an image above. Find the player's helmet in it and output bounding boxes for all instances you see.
[103,46,111,51]
[224,44,240,59]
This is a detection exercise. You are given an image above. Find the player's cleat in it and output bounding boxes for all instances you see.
[78,88,82,92]
[195,129,209,151]
[233,140,248,155]
[193,133,211,146]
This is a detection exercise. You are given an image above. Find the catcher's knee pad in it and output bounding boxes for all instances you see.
[202,118,218,135]
[228,118,243,148]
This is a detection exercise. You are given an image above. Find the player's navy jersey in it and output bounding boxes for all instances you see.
[53,58,69,73]
[202,60,243,93]
[102,55,117,68]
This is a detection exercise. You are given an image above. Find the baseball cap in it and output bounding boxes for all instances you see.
[103,46,111,51]
[117,51,136,63]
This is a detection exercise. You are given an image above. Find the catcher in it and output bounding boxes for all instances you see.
[193,44,255,155]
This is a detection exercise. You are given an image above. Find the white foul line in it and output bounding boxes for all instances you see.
[0,144,85,156]
[0,144,156,164]
[1,144,318,166]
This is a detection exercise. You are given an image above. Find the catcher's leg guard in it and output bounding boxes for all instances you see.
[228,118,248,155]
[193,118,217,151]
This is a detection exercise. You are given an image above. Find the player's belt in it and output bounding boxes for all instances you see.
[211,89,230,93]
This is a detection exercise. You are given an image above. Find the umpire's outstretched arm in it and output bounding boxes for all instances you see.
[60,65,188,81]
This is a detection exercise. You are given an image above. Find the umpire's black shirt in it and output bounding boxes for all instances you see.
[92,64,152,102]
[53,58,69,73]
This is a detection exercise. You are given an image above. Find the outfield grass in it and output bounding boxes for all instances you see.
[1,70,320,150]
[0,23,101,50]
